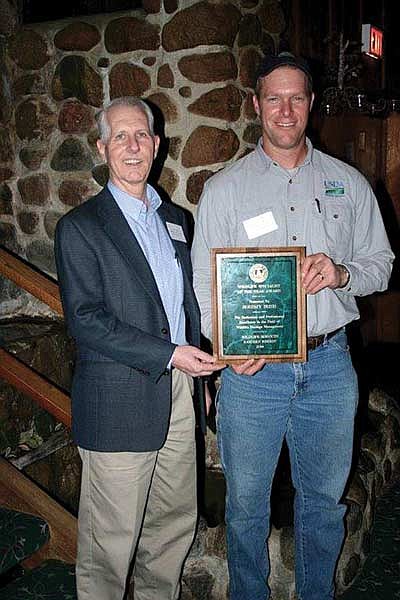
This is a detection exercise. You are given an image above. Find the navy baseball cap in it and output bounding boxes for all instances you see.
[256,52,313,87]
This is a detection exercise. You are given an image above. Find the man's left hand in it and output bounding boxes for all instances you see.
[301,253,348,294]
[171,345,224,377]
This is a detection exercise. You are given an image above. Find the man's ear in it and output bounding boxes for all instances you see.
[253,94,260,117]
[97,139,106,161]
[154,135,160,158]
[310,92,315,112]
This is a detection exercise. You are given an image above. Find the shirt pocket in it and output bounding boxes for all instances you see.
[314,198,353,260]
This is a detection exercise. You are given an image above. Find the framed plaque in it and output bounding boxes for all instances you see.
[211,247,307,363]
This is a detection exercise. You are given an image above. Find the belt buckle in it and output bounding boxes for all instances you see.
[307,335,324,351]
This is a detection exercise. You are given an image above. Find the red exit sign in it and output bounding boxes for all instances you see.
[362,24,383,59]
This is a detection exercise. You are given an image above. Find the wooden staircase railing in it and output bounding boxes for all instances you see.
[0,457,77,567]
[0,245,69,425]
[0,245,76,566]
[0,349,71,428]
[0,246,62,315]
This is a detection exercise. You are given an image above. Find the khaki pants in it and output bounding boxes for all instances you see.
[76,369,197,600]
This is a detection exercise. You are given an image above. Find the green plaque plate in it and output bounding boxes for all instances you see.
[211,247,307,363]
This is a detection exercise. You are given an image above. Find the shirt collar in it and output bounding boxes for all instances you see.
[107,181,162,222]
[255,136,315,170]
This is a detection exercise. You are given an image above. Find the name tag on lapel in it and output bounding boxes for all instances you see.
[166,222,187,243]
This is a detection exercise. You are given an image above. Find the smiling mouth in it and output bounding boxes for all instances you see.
[124,159,142,165]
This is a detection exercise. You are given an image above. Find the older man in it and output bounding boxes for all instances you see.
[192,53,394,600]
[55,96,220,600]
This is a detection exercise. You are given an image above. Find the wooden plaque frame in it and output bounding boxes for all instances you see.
[211,247,307,363]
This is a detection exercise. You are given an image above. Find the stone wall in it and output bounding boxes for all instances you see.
[0,0,285,315]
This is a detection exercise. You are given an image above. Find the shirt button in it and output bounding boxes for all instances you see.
[333,214,339,219]
[161,327,168,335]
[289,178,293,184]
[292,235,297,241]
[290,206,295,211]
[164,369,170,376]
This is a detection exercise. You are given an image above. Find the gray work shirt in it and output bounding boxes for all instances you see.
[192,138,394,338]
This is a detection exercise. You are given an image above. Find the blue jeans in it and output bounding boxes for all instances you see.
[217,329,358,600]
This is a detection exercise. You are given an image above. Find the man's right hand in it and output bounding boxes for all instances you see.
[230,358,267,376]
[171,346,224,377]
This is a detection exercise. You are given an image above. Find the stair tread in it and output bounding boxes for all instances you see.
[0,559,76,600]
[0,508,50,576]
[0,458,77,565]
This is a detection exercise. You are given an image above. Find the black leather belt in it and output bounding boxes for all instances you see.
[307,327,343,351]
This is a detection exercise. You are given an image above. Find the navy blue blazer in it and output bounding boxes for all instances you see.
[54,187,204,452]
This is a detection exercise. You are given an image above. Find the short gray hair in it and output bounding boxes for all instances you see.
[96,97,155,143]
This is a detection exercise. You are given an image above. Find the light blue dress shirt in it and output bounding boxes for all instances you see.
[108,181,187,350]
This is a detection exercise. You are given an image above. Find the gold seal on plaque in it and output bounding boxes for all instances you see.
[249,263,269,284]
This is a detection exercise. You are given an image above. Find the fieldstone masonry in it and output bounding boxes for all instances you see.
[0,0,284,300]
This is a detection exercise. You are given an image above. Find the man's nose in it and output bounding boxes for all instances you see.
[280,99,292,116]
[127,135,140,151]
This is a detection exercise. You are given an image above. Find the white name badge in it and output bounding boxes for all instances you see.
[243,211,278,240]
[166,222,187,243]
